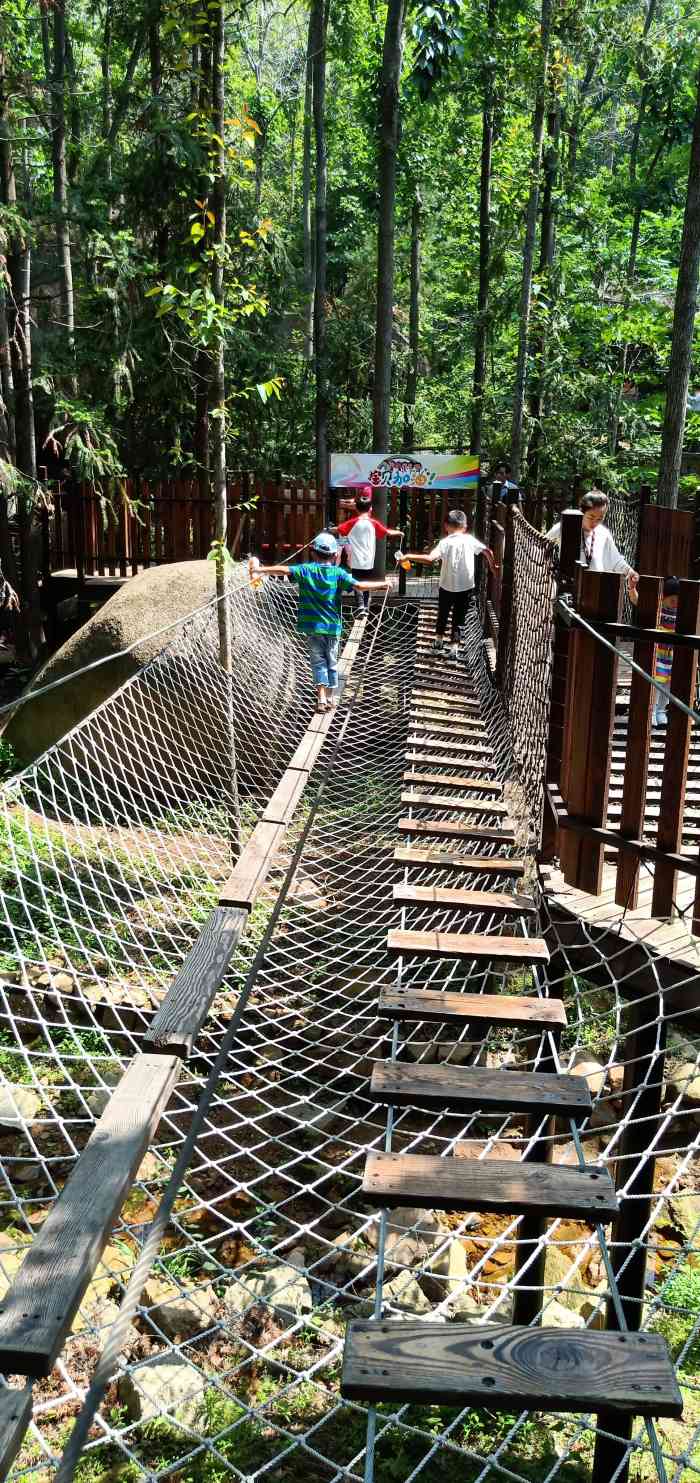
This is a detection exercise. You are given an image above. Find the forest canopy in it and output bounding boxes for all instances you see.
[1,0,699,506]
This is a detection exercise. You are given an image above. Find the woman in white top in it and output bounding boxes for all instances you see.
[546,490,638,599]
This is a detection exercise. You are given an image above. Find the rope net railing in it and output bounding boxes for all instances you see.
[0,569,698,1483]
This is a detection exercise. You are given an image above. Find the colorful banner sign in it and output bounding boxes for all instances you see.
[330,451,480,491]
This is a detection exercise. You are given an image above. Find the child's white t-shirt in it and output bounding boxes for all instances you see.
[343,513,376,570]
[429,532,486,592]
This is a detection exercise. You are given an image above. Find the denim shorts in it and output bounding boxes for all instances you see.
[308,634,340,689]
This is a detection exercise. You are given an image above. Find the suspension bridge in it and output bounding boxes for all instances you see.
[0,506,698,1483]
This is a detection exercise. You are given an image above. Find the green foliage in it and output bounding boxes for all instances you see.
[652,1266,700,1372]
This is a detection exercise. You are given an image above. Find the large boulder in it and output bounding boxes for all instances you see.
[5,560,221,765]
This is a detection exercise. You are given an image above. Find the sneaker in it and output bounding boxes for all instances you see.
[449,643,459,660]
[432,637,445,651]
[356,609,368,621]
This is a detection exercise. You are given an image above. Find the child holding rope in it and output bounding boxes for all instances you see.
[399,509,497,657]
[249,532,390,712]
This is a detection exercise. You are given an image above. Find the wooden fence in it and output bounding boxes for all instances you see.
[43,476,585,584]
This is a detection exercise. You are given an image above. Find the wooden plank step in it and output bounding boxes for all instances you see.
[144,905,248,1058]
[0,1386,33,1479]
[392,883,534,914]
[412,690,480,708]
[401,791,508,816]
[394,846,525,876]
[399,818,515,844]
[407,734,492,757]
[371,1061,591,1120]
[362,1151,619,1218]
[379,986,565,1029]
[0,1054,180,1378]
[387,928,549,963]
[405,751,498,773]
[342,1322,682,1416]
[409,713,487,735]
[403,771,502,793]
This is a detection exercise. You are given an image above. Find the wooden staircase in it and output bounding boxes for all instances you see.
[342,610,681,1427]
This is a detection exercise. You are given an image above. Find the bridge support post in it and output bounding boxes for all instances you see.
[559,567,622,893]
[495,504,514,687]
[591,998,667,1483]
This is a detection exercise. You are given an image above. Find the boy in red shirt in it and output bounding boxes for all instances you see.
[331,486,402,616]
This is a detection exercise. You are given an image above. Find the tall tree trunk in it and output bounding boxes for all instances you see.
[657,66,700,508]
[0,61,15,464]
[609,0,658,455]
[373,0,407,556]
[470,0,496,460]
[210,0,228,642]
[311,0,327,501]
[566,48,599,184]
[302,12,314,360]
[509,0,553,480]
[50,0,76,388]
[403,187,421,451]
[527,103,560,488]
[101,0,113,187]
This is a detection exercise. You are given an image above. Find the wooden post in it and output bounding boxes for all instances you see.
[540,511,582,860]
[511,1024,562,1328]
[614,576,663,909]
[693,485,700,576]
[635,484,652,572]
[591,1003,667,1483]
[651,578,700,917]
[495,504,515,685]
[475,476,486,541]
[560,569,623,893]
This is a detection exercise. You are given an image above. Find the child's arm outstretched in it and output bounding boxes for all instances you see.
[248,558,289,578]
[396,551,438,566]
[354,577,393,591]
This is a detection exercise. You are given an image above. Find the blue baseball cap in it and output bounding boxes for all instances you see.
[312,531,338,555]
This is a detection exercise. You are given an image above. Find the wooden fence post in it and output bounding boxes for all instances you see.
[614,576,662,909]
[651,578,700,917]
[495,504,515,685]
[475,476,486,541]
[560,568,623,893]
[540,511,582,861]
[693,485,700,576]
[591,1003,668,1483]
[635,484,652,572]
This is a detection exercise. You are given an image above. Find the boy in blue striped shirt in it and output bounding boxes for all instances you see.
[249,532,390,711]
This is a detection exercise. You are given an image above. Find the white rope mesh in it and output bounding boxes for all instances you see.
[0,571,697,1483]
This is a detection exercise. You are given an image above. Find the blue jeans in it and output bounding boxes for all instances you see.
[308,634,340,690]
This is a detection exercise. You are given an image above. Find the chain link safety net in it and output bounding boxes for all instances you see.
[0,563,698,1483]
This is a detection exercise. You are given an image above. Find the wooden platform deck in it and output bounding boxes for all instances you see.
[545,858,700,972]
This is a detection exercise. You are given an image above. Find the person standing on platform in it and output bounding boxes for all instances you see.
[546,490,639,601]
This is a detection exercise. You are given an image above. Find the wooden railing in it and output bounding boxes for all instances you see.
[543,519,700,934]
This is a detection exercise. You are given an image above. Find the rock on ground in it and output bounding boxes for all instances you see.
[119,1355,204,1424]
[146,1279,218,1340]
[222,1248,312,1321]
[5,559,222,764]
[0,1086,41,1128]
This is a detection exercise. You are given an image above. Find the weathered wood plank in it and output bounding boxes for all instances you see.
[560,570,622,893]
[144,906,247,1056]
[378,987,565,1028]
[262,768,309,826]
[219,820,286,910]
[392,883,534,913]
[0,1054,179,1377]
[402,771,502,793]
[398,818,516,844]
[407,734,492,757]
[371,1060,591,1120]
[362,1152,618,1218]
[393,846,525,876]
[409,712,487,736]
[405,750,498,773]
[387,928,549,963]
[0,1385,33,1480]
[341,1322,682,1415]
[401,791,508,816]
